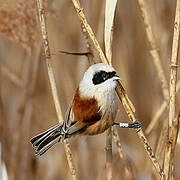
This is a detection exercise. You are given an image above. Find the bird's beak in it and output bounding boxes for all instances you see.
[113,74,121,81]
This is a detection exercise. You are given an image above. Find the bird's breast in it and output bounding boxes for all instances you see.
[72,89,101,124]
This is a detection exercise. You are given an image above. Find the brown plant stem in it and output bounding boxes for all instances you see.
[35,0,78,179]
[164,0,180,179]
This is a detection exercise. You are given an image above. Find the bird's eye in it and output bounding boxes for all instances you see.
[102,72,108,80]
[92,71,110,85]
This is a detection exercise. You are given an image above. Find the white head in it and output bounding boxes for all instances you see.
[79,63,120,109]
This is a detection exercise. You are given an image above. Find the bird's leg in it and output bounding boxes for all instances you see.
[113,120,141,129]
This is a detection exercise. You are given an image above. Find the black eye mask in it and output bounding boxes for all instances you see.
[92,71,116,85]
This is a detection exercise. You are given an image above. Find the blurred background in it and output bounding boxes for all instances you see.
[0,0,180,179]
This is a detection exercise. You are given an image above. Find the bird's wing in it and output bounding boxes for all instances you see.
[62,103,86,135]
[67,121,87,135]
[62,103,73,131]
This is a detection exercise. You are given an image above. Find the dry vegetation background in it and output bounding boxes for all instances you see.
[0,0,180,180]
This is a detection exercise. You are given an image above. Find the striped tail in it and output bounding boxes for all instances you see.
[30,124,66,156]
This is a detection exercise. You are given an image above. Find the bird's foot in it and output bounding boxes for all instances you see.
[113,120,141,129]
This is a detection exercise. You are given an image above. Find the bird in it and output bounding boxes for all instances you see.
[31,63,141,156]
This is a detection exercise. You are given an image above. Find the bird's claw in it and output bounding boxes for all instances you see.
[128,120,141,129]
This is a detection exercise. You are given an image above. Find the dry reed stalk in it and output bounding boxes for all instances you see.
[170,115,179,178]
[151,119,168,179]
[150,122,167,179]
[137,0,169,102]
[146,81,180,135]
[155,123,168,167]
[71,0,165,179]
[164,115,179,179]
[35,0,77,180]
[104,0,117,66]
[164,0,180,179]
[104,1,117,179]
[149,122,167,179]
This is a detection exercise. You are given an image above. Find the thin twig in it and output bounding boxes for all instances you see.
[137,0,169,102]
[164,0,180,179]
[59,50,92,57]
[71,0,165,179]
[35,1,78,179]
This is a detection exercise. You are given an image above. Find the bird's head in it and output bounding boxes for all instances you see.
[79,63,121,99]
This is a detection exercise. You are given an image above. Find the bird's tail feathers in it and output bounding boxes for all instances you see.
[30,123,66,156]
